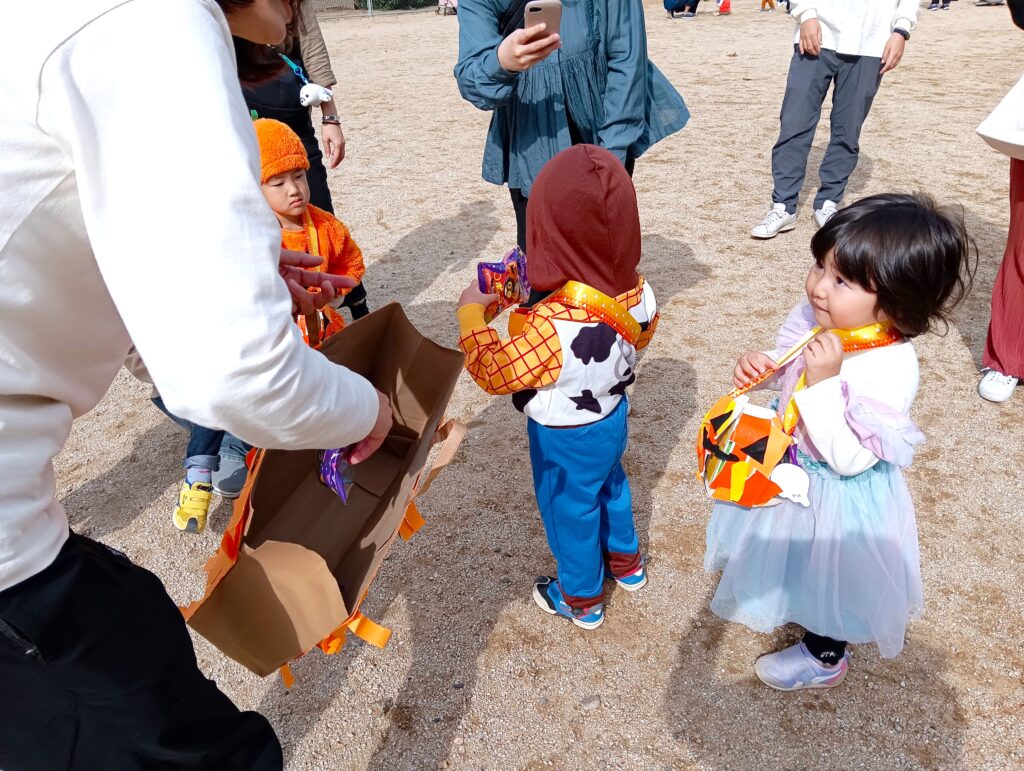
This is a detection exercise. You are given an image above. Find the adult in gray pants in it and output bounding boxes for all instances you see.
[752,1,919,239]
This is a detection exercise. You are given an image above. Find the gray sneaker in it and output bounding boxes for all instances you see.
[211,435,251,499]
[751,203,797,239]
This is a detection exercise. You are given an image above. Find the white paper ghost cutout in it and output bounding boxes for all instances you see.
[769,463,810,507]
[299,83,334,107]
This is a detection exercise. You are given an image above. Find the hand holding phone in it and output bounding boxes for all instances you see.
[497,2,561,73]
[524,0,562,36]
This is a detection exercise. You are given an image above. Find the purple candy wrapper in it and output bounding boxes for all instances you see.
[319,447,355,504]
[477,246,530,321]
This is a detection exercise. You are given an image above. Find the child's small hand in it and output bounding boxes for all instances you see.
[803,332,843,386]
[458,281,499,309]
[734,351,779,389]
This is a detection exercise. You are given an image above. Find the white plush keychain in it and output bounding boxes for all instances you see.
[299,82,334,107]
[279,53,333,107]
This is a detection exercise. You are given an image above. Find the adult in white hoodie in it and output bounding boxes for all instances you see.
[0,0,390,766]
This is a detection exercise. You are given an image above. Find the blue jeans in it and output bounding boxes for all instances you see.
[526,399,639,606]
[151,397,229,472]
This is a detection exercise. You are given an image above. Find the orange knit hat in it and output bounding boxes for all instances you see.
[254,118,309,184]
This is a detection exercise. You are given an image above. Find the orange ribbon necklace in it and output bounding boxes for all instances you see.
[779,322,904,433]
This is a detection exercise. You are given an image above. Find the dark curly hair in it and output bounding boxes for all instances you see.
[810,193,977,337]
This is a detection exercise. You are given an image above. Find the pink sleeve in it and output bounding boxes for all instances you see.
[841,382,925,468]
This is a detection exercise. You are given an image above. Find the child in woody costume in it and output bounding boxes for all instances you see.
[254,117,365,345]
[707,194,974,690]
[170,119,366,534]
[456,145,658,629]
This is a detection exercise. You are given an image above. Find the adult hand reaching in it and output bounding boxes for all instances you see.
[798,18,822,57]
[497,23,561,73]
[349,389,394,464]
[279,248,356,315]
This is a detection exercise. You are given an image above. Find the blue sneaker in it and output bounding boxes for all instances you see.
[532,576,605,630]
[754,642,850,691]
[613,562,648,592]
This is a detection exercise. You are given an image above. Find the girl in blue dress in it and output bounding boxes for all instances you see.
[706,194,975,690]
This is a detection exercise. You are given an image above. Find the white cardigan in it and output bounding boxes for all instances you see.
[789,0,919,58]
[0,0,378,591]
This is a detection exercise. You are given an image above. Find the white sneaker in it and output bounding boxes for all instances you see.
[813,200,838,228]
[979,369,1019,402]
[751,203,797,239]
[754,642,850,691]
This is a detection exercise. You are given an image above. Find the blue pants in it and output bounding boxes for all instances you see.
[527,399,639,605]
[152,396,223,472]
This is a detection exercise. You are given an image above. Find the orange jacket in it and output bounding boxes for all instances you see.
[282,205,366,344]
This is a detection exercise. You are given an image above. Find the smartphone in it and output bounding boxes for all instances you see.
[524,0,562,36]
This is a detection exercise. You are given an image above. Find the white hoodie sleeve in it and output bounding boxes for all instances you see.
[788,0,818,24]
[36,0,378,449]
[892,0,919,34]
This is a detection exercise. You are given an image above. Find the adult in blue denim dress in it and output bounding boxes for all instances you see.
[454,0,689,252]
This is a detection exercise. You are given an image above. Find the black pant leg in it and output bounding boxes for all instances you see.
[300,128,334,214]
[340,280,370,319]
[0,534,281,771]
[510,186,529,253]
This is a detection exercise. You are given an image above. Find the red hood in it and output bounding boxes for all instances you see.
[526,144,641,298]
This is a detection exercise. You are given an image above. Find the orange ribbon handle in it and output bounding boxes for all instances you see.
[347,612,391,648]
[399,501,426,541]
[279,664,295,689]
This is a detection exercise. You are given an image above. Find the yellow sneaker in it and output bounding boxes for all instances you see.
[173,480,213,534]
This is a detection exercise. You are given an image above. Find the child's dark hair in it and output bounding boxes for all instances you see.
[810,193,976,337]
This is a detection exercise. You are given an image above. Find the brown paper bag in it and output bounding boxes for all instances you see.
[182,303,465,677]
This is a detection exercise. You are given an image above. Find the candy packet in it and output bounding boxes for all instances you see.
[319,447,355,504]
[477,246,531,322]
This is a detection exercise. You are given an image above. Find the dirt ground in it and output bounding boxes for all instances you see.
[55,3,1024,769]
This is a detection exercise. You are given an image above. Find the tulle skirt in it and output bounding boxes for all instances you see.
[704,454,923,658]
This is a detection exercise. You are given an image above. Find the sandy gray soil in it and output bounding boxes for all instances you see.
[55,3,1023,769]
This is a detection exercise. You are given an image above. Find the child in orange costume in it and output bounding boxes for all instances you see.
[456,145,659,630]
[169,119,368,533]
[254,118,365,345]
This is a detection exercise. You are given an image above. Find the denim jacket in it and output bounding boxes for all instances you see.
[454,0,689,195]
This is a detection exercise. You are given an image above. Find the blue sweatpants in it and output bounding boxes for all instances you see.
[527,399,639,606]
